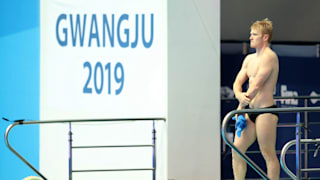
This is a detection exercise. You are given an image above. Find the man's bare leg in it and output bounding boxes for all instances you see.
[256,114,279,180]
[232,115,257,180]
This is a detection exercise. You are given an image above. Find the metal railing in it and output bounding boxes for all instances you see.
[221,95,320,101]
[281,138,320,180]
[221,95,320,179]
[221,106,320,180]
[5,117,166,180]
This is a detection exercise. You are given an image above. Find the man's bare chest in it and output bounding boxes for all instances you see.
[247,60,259,78]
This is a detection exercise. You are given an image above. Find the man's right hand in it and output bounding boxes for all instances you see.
[234,104,244,120]
[237,93,251,108]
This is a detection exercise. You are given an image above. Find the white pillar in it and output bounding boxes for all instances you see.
[168,0,221,179]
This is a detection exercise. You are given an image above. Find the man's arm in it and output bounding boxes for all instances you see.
[233,56,250,108]
[246,55,274,99]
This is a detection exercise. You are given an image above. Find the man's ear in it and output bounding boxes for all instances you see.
[263,34,269,42]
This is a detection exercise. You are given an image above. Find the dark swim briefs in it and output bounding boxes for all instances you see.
[247,105,279,123]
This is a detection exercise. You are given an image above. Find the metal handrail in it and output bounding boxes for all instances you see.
[5,117,166,180]
[280,138,320,180]
[221,107,320,180]
[221,95,320,101]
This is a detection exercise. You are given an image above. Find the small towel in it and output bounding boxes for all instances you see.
[232,114,247,137]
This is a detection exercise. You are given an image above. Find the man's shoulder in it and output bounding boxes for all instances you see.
[244,53,255,61]
[263,48,278,61]
[246,53,255,58]
[267,48,278,58]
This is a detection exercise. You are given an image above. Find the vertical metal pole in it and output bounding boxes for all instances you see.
[69,122,73,180]
[304,99,309,179]
[152,120,156,180]
[296,112,301,179]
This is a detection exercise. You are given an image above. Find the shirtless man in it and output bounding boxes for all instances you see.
[232,18,280,180]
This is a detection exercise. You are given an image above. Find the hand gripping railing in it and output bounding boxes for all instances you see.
[5,117,166,180]
[280,138,320,180]
[221,106,320,180]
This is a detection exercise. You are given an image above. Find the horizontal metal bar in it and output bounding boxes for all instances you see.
[221,95,320,101]
[72,145,154,149]
[301,139,320,144]
[230,123,320,129]
[245,149,297,154]
[277,122,320,127]
[274,96,320,100]
[234,148,319,155]
[277,124,298,128]
[19,117,166,125]
[228,107,320,115]
[309,122,320,126]
[72,168,155,173]
[301,168,320,172]
[229,123,298,128]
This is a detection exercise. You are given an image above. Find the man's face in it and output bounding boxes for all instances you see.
[249,28,264,48]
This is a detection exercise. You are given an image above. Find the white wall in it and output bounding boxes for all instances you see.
[168,0,221,179]
[40,0,168,179]
[39,0,220,179]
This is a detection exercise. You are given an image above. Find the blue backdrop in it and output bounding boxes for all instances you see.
[0,0,40,179]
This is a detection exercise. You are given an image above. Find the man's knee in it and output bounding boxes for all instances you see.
[232,149,245,164]
[260,146,277,160]
[233,141,248,154]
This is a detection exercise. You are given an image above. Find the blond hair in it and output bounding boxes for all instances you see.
[251,18,273,43]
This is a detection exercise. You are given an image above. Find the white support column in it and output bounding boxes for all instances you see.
[168,0,221,179]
